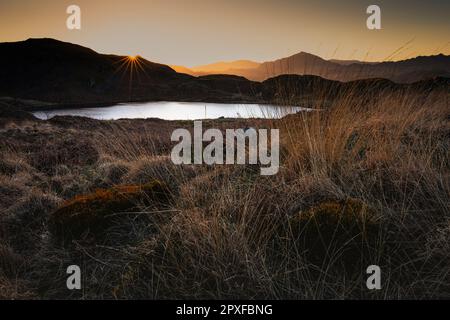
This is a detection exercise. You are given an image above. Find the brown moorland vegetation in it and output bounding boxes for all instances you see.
[0,83,448,299]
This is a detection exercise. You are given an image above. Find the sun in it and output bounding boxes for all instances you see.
[113,55,147,79]
[112,54,148,99]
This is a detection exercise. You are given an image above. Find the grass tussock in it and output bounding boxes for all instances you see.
[285,198,381,271]
[49,180,170,243]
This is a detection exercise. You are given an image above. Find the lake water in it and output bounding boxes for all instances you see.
[33,101,306,120]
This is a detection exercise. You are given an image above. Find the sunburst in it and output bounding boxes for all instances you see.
[113,55,149,99]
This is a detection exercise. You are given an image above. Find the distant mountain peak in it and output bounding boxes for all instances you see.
[288,51,325,59]
[191,60,261,72]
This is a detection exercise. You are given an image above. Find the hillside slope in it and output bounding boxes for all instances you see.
[0,39,448,110]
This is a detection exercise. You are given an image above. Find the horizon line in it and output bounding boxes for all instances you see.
[3,37,449,68]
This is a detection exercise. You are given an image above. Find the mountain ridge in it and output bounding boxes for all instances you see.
[0,38,448,110]
[173,51,450,83]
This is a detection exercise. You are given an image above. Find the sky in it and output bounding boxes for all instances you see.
[0,0,449,67]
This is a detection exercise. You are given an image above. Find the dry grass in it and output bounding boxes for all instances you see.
[0,83,448,299]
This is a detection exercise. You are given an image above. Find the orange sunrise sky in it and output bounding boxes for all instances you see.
[0,0,449,66]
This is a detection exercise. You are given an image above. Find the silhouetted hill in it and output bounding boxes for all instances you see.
[174,52,450,83]
[171,60,260,76]
[236,52,450,83]
[0,38,189,103]
[0,39,448,111]
[328,59,378,66]
[0,38,259,105]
